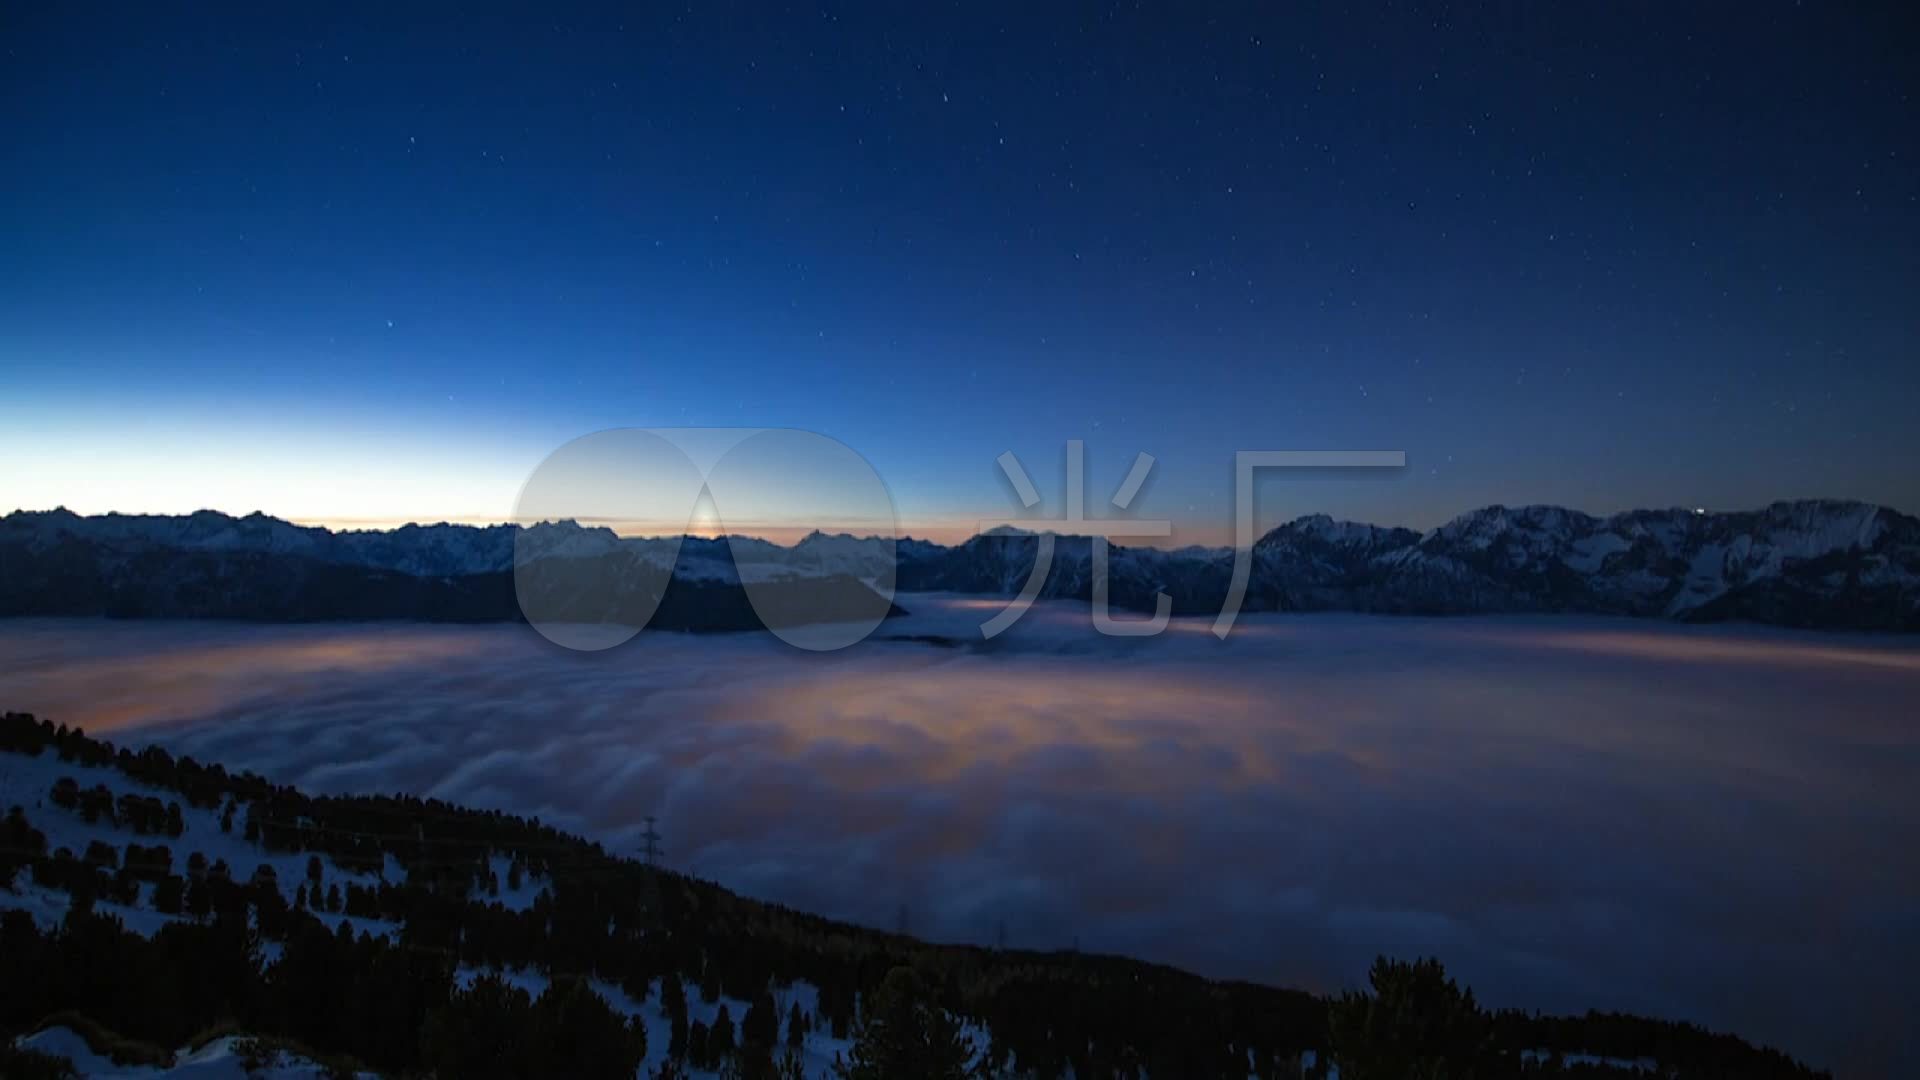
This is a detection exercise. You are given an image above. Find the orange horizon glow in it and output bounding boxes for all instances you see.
[8,502,1238,548]
[285,514,1234,548]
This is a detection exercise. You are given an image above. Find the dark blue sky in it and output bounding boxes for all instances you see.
[3,3,1915,540]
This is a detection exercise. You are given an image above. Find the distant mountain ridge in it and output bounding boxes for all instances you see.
[905,499,1920,630]
[0,509,904,630]
[3,500,1917,631]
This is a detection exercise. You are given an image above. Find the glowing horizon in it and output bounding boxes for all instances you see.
[3,503,1233,549]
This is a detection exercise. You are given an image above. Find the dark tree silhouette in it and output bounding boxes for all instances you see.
[1328,956,1492,1080]
[835,966,974,1080]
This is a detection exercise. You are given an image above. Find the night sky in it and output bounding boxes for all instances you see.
[3,3,1915,541]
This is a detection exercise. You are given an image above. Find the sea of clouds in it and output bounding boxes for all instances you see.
[2,597,1917,1073]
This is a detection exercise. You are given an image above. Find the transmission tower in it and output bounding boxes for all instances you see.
[638,815,665,867]
[636,815,665,931]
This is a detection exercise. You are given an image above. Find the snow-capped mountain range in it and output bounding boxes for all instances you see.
[3,500,1917,631]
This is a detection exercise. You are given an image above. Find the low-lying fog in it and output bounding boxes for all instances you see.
[3,596,1916,1073]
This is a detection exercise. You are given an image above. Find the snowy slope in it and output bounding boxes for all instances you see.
[14,1026,377,1079]
[0,747,437,940]
[1,743,950,1080]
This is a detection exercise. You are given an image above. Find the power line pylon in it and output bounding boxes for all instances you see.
[638,815,665,867]
[637,815,665,932]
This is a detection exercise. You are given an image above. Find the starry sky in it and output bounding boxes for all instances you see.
[2,3,1915,543]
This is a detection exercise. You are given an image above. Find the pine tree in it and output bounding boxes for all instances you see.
[184,874,211,920]
[533,976,648,1079]
[787,1001,807,1050]
[1327,956,1491,1080]
[743,989,778,1050]
[688,1020,711,1070]
[662,973,689,1060]
[419,972,533,1079]
[712,1003,737,1059]
[835,967,974,1080]
[153,875,184,914]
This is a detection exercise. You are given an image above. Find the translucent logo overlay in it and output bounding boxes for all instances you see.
[513,428,1402,650]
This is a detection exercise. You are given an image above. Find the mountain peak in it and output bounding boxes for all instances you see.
[1256,513,1413,550]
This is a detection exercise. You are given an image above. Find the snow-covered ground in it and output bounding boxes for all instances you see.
[1,744,574,1076]
[448,966,863,1080]
[0,746,456,940]
[2,744,892,1079]
[14,1027,377,1079]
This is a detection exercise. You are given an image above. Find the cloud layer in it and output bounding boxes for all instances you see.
[3,600,1917,1073]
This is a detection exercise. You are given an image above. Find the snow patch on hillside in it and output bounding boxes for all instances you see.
[0,746,489,943]
[14,1026,376,1079]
